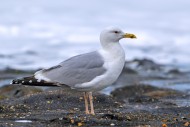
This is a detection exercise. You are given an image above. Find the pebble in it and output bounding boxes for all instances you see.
[110,123,115,126]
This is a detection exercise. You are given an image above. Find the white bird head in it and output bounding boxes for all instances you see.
[100,27,136,43]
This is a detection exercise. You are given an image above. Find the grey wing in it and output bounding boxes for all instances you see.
[35,51,106,87]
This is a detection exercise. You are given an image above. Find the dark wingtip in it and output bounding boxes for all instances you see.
[10,76,61,87]
[11,79,19,84]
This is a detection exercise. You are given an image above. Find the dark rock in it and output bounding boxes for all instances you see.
[111,84,182,100]
[102,114,124,121]
[128,96,159,103]
[167,68,182,74]
[126,58,163,71]
[0,68,35,74]
[0,85,43,100]
[122,66,138,74]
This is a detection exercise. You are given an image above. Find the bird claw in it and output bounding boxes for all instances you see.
[91,112,95,115]
[85,111,90,114]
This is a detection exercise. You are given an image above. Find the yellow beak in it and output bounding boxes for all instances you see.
[123,33,137,39]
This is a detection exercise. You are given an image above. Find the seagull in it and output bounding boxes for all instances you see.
[11,27,136,115]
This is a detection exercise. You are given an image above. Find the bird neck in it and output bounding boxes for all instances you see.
[100,41,125,58]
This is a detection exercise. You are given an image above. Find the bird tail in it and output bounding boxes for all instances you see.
[11,76,60,87]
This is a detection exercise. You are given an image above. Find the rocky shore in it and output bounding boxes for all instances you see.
[0,59,190,126]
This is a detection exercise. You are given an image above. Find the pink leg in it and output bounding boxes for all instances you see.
[84,92,89,114]
[88,92,95,115]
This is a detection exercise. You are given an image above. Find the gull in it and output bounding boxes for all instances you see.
[12,27,136,115]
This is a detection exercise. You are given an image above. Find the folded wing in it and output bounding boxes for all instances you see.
[35,51,107,87]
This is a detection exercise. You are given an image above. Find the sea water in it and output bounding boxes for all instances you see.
[0,0,190,71]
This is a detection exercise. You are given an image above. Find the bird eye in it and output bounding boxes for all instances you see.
[114,31,119,34]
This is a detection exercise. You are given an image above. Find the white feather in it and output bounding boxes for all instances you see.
[34,70,51,81]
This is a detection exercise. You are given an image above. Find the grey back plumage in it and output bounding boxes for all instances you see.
[38,51,106,87]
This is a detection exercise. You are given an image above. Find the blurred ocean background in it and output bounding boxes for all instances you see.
[0,0,190,71]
